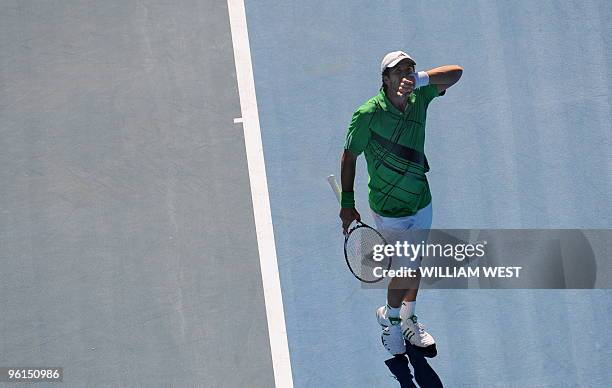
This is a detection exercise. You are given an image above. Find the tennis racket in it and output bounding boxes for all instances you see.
[327,175,390,283]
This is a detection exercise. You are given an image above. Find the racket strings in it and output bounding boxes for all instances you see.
[345,225,389,282]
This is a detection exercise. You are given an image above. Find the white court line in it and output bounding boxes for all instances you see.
[226,1,294,388]
[233,117,244,124]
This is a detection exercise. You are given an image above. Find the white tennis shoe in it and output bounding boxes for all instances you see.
[377,305,406,355]
[401,314,436,348]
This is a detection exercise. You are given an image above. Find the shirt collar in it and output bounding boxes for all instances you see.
[377,87,403,116]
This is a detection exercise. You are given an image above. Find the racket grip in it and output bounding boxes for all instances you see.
[326,175,342,204]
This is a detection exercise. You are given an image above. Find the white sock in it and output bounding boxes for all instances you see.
[386,304,401,319]
[402,301,416,318]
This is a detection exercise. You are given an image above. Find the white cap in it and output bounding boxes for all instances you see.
[380,51,416,74]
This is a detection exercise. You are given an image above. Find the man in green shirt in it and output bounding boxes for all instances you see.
[339,51,462,356]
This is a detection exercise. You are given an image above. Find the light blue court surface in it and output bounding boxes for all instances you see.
[246,1,612,387]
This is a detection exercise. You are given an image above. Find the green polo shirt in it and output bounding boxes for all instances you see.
[344,84,442,217]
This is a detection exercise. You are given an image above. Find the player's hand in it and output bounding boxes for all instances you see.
[340,207,361,235]
[397,76,415,97]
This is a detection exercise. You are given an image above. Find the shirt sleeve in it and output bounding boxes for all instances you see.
[344,105,374,156]
[420,84,444,105]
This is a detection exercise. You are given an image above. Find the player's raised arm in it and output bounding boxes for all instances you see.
[425,65,463,94]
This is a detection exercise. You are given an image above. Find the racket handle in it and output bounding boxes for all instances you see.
[327,175,342,204]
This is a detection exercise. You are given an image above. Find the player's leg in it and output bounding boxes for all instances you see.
[374,228,410,355]
[399,204,437,355]
[388,271,435,353]
[374,203,436,355]
[377,289,406,355]
[373,213,421,356]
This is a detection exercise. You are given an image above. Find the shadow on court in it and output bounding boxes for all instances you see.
[385,344,443,388]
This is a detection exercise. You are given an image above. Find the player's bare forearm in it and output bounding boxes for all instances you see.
[426,65,463,91]
[339,149,361,232]
[340,149,358,192]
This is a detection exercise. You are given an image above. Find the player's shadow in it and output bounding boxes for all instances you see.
[385,344,443,388]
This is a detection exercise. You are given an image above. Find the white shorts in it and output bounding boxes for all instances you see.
[371,203,433,270]
[371,202,433,230]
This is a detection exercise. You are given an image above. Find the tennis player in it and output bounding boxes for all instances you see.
[339,51,462,355]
